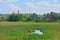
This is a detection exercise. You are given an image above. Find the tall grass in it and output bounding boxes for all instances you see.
[0,22,60,40]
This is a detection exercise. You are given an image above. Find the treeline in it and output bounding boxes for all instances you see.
[0,11,60,22]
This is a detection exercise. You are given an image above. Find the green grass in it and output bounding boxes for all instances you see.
[0,22,60,40]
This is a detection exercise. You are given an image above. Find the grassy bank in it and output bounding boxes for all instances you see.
[0,22,60,40]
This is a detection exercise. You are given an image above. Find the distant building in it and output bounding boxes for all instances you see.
[44,14,55,22]
[45,16,55,21]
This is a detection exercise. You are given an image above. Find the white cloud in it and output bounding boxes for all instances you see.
[8,4,21,10]
[24,1,60,14]
[54,0,58,3]
[24,1,49,11]
[0,0,19,3]
[8,1,60,14]
[8,4,23,13]
[37,1,49,5]
[0,0,60,14]
[24,2,38,9]
[0,9,2,11]
[8,4,36,13]
[36,1,60,7]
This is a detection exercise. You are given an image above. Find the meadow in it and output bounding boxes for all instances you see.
[0,22,60,40]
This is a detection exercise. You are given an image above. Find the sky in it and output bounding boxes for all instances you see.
[0,0,60,14]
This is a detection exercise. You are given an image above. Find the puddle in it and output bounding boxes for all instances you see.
[31,30,43,35]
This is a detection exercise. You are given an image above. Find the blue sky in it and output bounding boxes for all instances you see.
[0,0,60,14]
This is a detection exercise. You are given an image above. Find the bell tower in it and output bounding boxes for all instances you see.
[18,10,19,14]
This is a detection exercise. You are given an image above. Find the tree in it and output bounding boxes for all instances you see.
[57,13,60,20]
[7,14,19,21]
[50,11,58,20]
[26,13,41,22]
[16,14,23,21]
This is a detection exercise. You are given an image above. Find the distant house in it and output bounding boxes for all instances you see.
[43,14,55,22]
[46,16,55,21]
